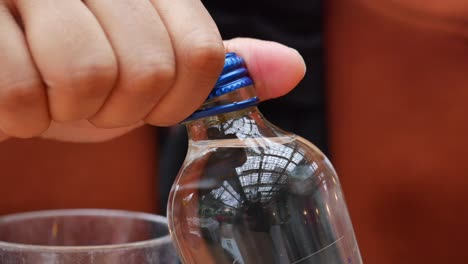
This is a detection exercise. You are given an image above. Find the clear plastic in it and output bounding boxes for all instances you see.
[0,209,177,264]
[168,88,362,264]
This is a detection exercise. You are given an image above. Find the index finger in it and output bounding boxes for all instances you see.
[144,0,225,126]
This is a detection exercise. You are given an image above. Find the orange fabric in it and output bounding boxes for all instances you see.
[327,0,468,263]
[0,126,159,216]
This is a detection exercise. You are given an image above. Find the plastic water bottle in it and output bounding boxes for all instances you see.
[167,53,362,264]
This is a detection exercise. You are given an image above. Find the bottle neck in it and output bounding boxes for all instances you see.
[184,86,286,142]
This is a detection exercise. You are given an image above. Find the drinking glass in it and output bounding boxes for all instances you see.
[0,209,177,263]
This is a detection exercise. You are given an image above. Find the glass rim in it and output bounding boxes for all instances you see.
[0,208,172,252]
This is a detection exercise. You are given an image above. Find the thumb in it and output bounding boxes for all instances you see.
[223,38,306,101]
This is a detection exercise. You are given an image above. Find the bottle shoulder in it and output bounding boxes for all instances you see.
[180,135,337,194]
[186,135,328,166]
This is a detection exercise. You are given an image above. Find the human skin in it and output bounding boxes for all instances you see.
[0,0,305,143]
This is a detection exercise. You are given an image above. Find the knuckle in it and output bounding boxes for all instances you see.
[0,78,44,108]
[144,61,176,86]
[69,60,117,97]
[47,58,117,101]
[44,59,116,122]
[0,79,50,138]
[122,57,176,94]
[186,38,225,71]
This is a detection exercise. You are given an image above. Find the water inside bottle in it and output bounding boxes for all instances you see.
[169,136,361,264]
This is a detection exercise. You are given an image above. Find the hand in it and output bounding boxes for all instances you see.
[0,0,305,143]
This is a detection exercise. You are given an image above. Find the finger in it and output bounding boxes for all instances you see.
[224,38,306,101]
[0,4,50,138]
[84,0,175,128]
[15,0,118,122]
[145,0,225,126]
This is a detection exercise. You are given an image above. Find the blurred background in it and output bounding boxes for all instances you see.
[1,0,468,263]
[325,0,468,262]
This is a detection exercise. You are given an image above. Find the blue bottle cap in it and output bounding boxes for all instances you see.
[207,52,254,99]
[184,53,258,122]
